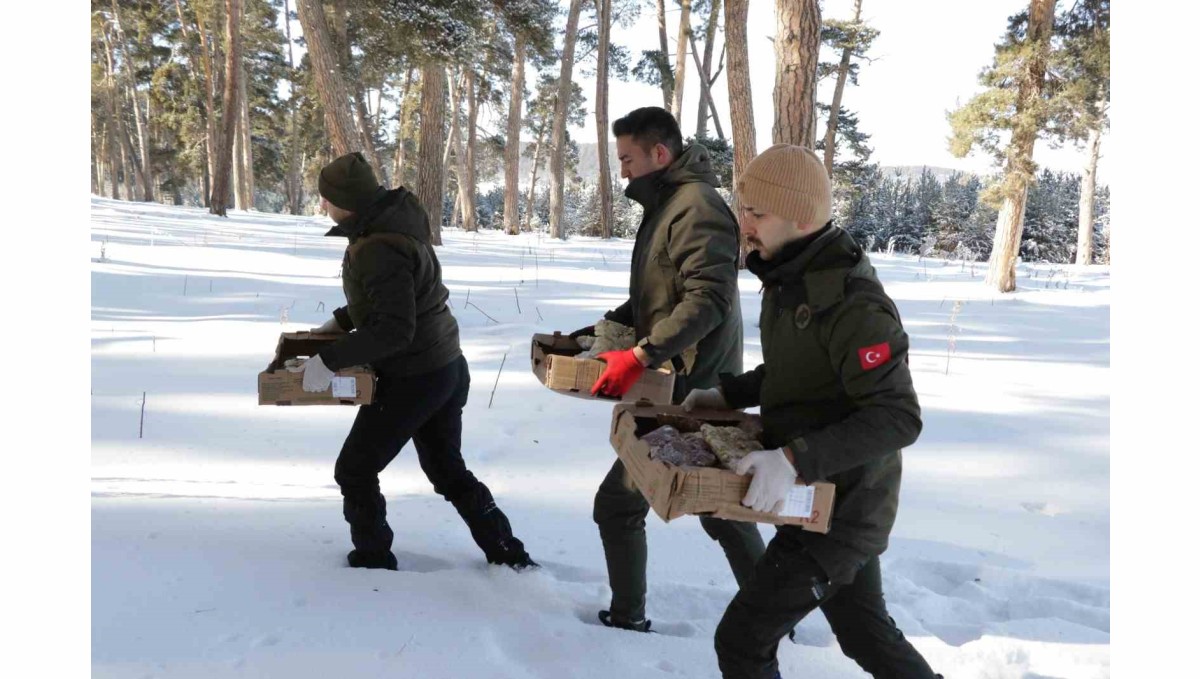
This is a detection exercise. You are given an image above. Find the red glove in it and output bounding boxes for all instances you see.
[591,349,647,397]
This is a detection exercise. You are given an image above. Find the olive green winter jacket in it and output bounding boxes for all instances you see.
[721,225,920,583]
[605,145,743,391]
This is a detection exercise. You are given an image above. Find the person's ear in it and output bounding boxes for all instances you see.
[656,143,670,166]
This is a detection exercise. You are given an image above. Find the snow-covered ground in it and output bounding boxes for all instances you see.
[91,197,1110,678]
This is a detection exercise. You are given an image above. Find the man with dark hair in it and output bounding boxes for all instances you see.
[572,106,767,633]
[610,106,684,160]
[289,151,537,573]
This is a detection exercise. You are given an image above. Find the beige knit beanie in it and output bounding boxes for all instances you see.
[736,144,832,227]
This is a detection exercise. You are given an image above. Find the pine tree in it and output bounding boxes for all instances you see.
[209,0,243,216]
[1050,0,1109,265]
[948,0,1057,291]
[818,0,878,176]
[498,1,558,236]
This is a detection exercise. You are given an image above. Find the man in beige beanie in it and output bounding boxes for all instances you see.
[683,144,940,679]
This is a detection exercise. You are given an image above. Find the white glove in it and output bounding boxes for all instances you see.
[681,387,728,412]
[286,354,336,392]
[735,448,798,514]
[311,317,346,334]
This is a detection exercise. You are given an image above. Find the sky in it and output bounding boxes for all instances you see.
[588,0,1103,177]
[283,0,1106,179]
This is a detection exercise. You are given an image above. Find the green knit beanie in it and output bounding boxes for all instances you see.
[318,152,380,212]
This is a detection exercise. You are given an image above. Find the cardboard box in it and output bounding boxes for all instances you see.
[609,403,836,531]
[530,332,676,404]
[258,332,376,406]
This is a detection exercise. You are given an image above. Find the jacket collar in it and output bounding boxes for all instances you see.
[748,224,866,314]
[323,187,401,241]
[624,167,669,210]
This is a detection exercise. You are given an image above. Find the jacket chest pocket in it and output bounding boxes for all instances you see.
[768,300,839,391]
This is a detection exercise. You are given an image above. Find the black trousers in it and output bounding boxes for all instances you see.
[333,355,526,562]
[715,533,937,679]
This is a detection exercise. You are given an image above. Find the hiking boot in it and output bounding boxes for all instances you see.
[347,549,398,570]
[598,609,652,633]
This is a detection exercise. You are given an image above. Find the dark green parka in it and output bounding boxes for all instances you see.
[605,145,743,391]
[721,225,921,584]
[318,187,462,377]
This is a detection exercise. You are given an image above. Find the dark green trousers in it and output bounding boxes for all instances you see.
[593,458,767,622]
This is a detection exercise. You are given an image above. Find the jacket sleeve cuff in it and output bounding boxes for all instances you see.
[636,337,664,367]
[333,306,354,331]
[317,344,344,372]
[719,370,760,409]
[785,437,821,483]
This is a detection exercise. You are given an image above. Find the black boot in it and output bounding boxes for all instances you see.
[347,549,398,570]
[485,537,540,572]
[598,609,652,633]
[450,484,535,569]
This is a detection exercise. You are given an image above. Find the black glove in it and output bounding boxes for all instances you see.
[568,325,596,340]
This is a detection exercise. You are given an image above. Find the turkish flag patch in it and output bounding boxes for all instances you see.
[857,342,891,371]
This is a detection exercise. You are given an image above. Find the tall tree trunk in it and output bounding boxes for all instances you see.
[392,67,416,187]
[448,79,466,229]
[441,69,462,206]
[117,134,134,201]
[282,0,303,214]
[504,36,526,235]
[671,0,692,126]
[331,0,385,181]
[823,0,863,175]
[656,0,672,109]
[129,82,154,201]
[595,0,614,239]
[200,137,211,207]
[192,1,220,206]
[525,129,546,232]
[451,176,462,227]
[101,25,139,201]
[106,120,121,199]
[462,68,479,232]
[241,61,254,207]
[353,85,386,183]
[695,0,722,138]
[295,0,359,156]
[100,20,141,201]
[175,0,212,206]
[233,62,254,210]
[549,0,584,240]
[232,96,245,208]
[92,115,104,196]
[688,32,725,141]
[985,0,1056,292]
[773,0,821,147]
[1075,122,1102,266]
[110,0,154,201]
[416,62,447,244]
[725,0,756,213]
[210,0,243,216]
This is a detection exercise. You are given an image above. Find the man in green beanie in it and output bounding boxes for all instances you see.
[685,145,939,678]
[289,151,538,572]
